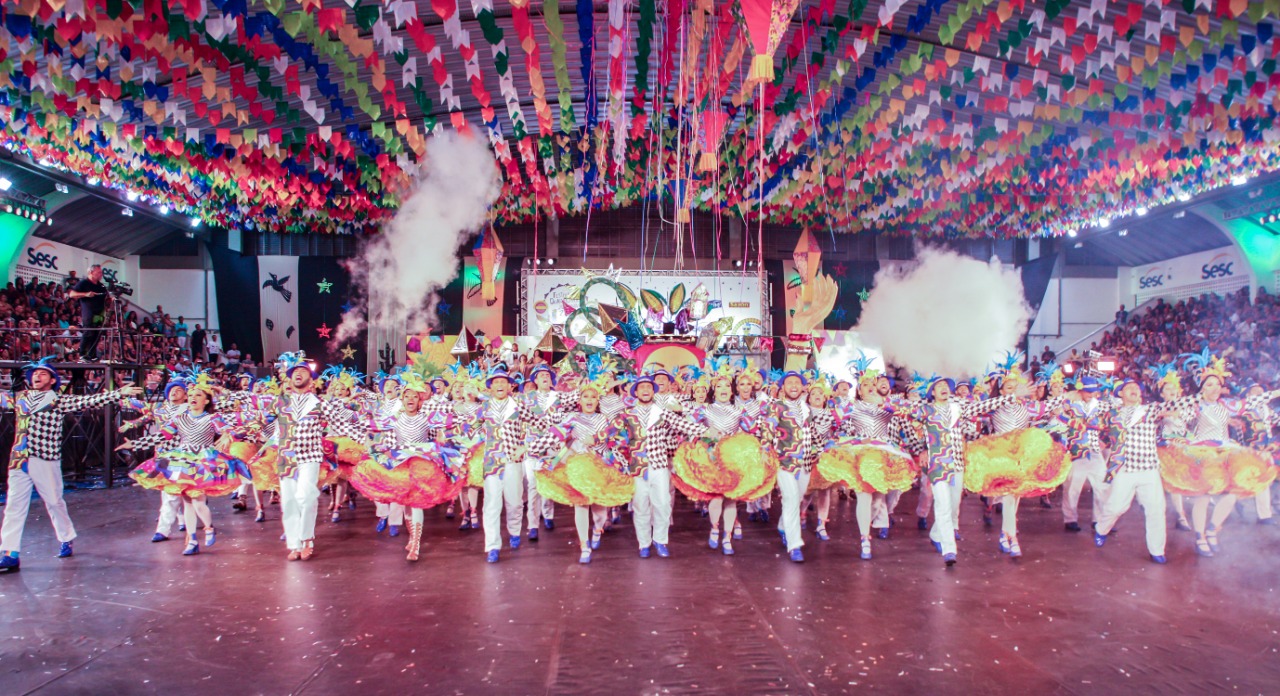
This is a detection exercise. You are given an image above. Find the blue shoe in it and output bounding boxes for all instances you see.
[544,518,554,530]
[877,528,889,540]
[779,529,787,547]
[998,534,1011,554]
[733,527,743,540]
[486,550,500,563]
[638,546,651,558]
[612,514,622,524]
[0,555,18,573]
[1093,531,1106,547]
[528,528,539,542]
[579,549,592,564]
[708,531,720,550]
[789,548,804,563]
[917,517,928,530]
[931,540,943,554]
[816,528,830,541]
[510,536,522,550]
[860,539,872,560]
[151,533,169,543]
[57,542,73,558]
[654,543,670,558]
[954,530,962,541]
[1258,517,1277,526]
[182,537,199,556]
[389,525,400,538]
[205,528,216,547]
[1150,554,1168,564]
[747,511,759,522]
[943,552,957,566]
[590,532,602,550]
[722,542,735,556]
[760,511,770,523]
[179,524,187,532]
[376,518,388,533]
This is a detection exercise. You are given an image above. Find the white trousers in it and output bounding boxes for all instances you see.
[279,460,320,551]
[375,501,405,525]
[157,492,182,535]
[1256,483,1273,520]
[2,457,77,553]
[1001,495,1020,538]
[776,468,811,552]
[1064,452,1109,524]
[631,468,672,548]
[1095,469,1166,556]
[916,479,934,519]
[483,467,525,552]
[574,505,607,548]
[928,477,964,555]
[523,458,555,528]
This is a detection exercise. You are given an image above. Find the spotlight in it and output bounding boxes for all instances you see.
[1232,175,1249,186]
[1118,229,1128,237]
[535,258,542,265]
[1177,192,1191,202]
[159,205,170,215]
[37,214,45,222]
[46,218,52,226]
[126,190,140,201]
[1062,362,1077,376]
[1067,229,1077,238]
[1136,207,1148,216]
[189,217,200,228]
[0,177,11,191]
[546,258,555,266]
[734,259,743,268]
[121,208,133,217]
[1096,358,1118,373]
[4,204,10,213]
[1097,218,1111,228]
[55,183,69,193]
[1174,211,1186,218]
[1074,242,1084,249]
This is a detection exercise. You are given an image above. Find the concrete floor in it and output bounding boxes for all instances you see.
[2,484,1279,695]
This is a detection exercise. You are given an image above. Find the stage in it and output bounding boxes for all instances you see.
[2,485,1278,694]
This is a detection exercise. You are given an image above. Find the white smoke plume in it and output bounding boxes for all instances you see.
[854,246,1032,378]
[336,132,500,343]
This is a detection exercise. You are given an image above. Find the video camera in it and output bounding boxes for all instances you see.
[105,279,134,297]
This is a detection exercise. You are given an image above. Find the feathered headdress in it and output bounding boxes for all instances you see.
[579,353,614,395]
[848,350,880,387]
[1180,347,1231,385]
[1147,361,1182,397]
[911,372,933,399]
[808,375,833,398]
[1036,360,1065,387]
[399,370,430,395]
[254,376,282,395]
[22,355,61,389]
[277,351,312,377]
[183,368,218,397]
[995,351,1027,386]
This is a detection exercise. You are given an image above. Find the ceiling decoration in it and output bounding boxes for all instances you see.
[0,0,1277,240]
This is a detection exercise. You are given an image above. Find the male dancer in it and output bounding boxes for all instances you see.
[522,364,577,538]
[1061,377,1111,532]
[0,358,142,573]
[466,370,543,563]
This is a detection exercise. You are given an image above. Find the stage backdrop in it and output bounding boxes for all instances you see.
[520,268,769,343]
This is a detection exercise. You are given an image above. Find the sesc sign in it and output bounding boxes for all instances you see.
[25,242,59,271]
[1200,253,1235,280]
[1138,265,1169,290]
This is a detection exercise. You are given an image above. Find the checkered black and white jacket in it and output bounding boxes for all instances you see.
[1,389,122,468]
[458,397,544,477]
[605,401,703,475]
[1106,402,1178,478]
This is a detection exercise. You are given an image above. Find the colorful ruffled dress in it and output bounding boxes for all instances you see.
[129,411,251,498]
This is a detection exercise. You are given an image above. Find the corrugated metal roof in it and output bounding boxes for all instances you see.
[38,196,185,258]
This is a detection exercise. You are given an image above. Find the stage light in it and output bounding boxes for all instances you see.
[546,258,555,266]
[159,205,170,215]
[1232,175,1249,186]
[1118,229,1128,237]
[55,183,69,193]
[1097,218,1111,228]
[734,259,743,268]
[1062,362,1077,375]
[88,177,100,186]
[38,214,45,222]
[1067,229,1077,238]
[5,204,12,213]
[1074,242,1084,249]
[1177,192,1191,202]
[1096,358,1117,373]
[46,218,52,225]
[1136,207,1148,216]
[121,208,133,217]
[0,178,11,191]
[189,217,200,228]
[535,258,542,265]
[126,190,140,201]
[1174,211,1186,218]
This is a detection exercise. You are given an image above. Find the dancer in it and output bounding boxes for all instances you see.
[371,370,406,537]
[1151,363,1192,530]
[1060,376,1112,532]
[605,375,703,558]
[1093,379,1175,563]
[522,364,577,539]
[757,372,836,563]
[122,372,250,556]
[450,371,484,530]
[0,357,142,573]
[1241,381,1276,524]
[682,365,754,556]
[121,372,190,542]
[321,366,367,523]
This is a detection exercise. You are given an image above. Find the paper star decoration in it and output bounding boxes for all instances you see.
[831,306,848,322]
[340,301,353,314]
[316,323,333,339]
[340,345,357,360]
[437,301,452,316]
[317,278,333,294]
[833,263,848,277]
[857,288,871,302]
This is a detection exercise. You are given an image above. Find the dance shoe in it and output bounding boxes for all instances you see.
[708,530,720,550]
[376,518,388,534]
[1175,519,1192,531]
[388,525,400,538]
[591,531,602,550]
[1093,531,1107,547]
[445,505,455,520]
[1039,496,1052,508]
[330,512,340,523]
[179,524,186,532]
[486,550,500,563]
[931,540,943,554]
[877,528,889,540]
[528,528,539,542]
[789,549,804,563]
[151,533,169,543]
[205,528,216,547]
[982,512,993,528]
[816,527,830,542]
[348,498,356,510]
[998,534,1011,554]
[57,542,73,558]
[1206,527,1222,553]
[943,553,957,566]
[0,555,18,573]
[471,515,481,530]
[638,546,651,558]
[1194,535,1214,557]
[654,543,670,558]
[732,527,743,540]
[255,510,265,524]
[1009,540,1022,558]
[760,511,771,523]
[954,531,962,541]
[861,539,872,561]
[182,537,199,556]
[1258,517,1276,526]
[510,536,522,550]
[459,517,471,531]
[544,518,555,531]
[722,542,735,556]
[917,517,928,530]
[1064,522,1081,532]
[778,529,787,548]
[579,549,592,564]
[1150,554,1167,564]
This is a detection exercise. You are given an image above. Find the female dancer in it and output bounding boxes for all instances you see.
[121,373,189,542]
[686,369,752,555]
[833,364,908,560]
[1151,363,1192,530]
[735,370,766,535]
[802,378,837,542]
[321,367,367,523]
[449,372,484,530]
[123,373,249,556]
[371,371,406,536]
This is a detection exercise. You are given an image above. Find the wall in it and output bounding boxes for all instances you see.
[126,250,218,334]
[1027,271,1120,355]
[10,236,127,285]
[1121,245,1247,306]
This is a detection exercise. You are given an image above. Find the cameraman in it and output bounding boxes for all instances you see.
[67,264,108,361]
